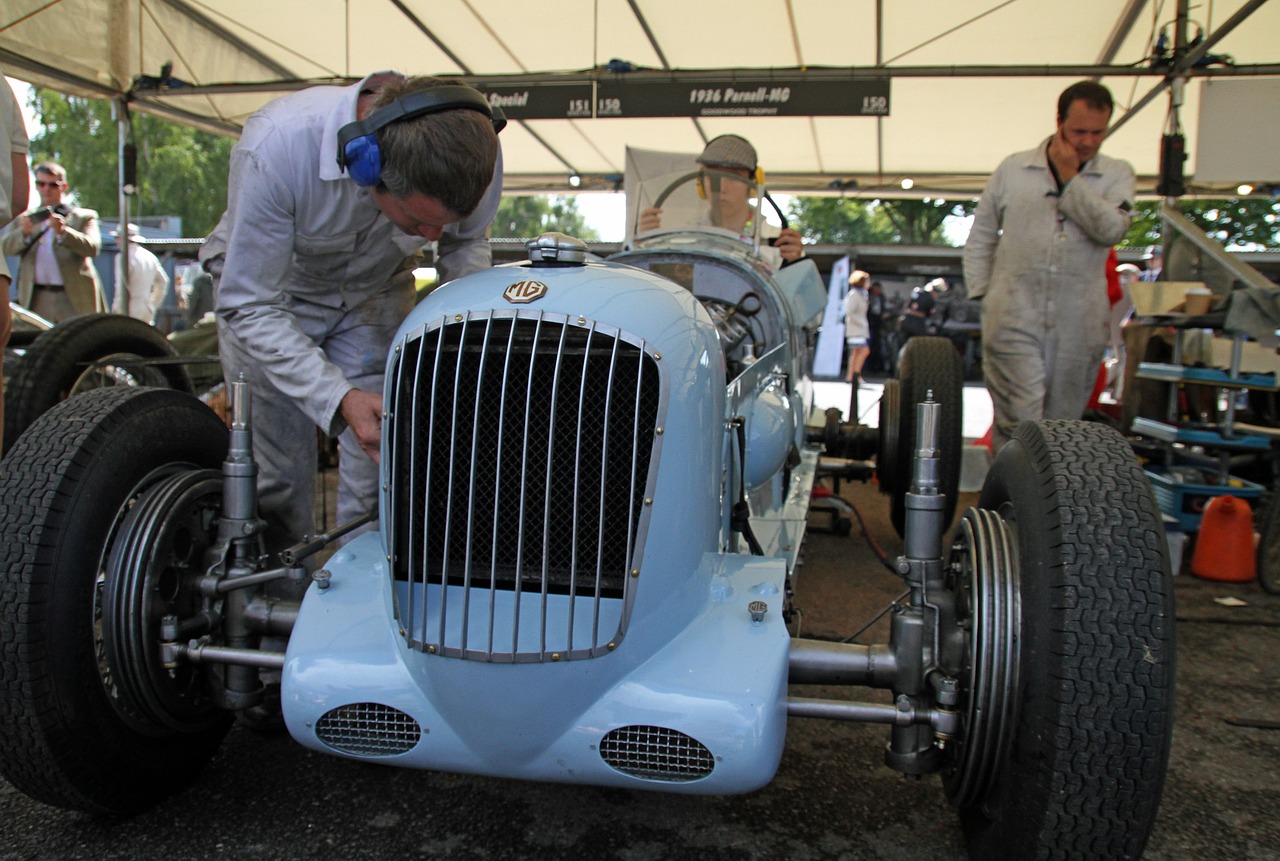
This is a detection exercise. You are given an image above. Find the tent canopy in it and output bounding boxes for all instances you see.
[2,0,1278,197]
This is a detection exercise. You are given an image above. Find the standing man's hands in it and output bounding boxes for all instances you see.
[1047,128,1084,184]
[19,212,65,238]
[340,388,383,464]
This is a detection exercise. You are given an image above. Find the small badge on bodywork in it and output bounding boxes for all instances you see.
[504,280,549,304]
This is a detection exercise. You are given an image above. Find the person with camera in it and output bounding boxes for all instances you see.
[0,161,105,322]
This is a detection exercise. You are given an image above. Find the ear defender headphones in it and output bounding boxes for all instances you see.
[336,84,507,187]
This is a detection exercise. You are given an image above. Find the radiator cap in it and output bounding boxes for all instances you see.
[527,232,588,266]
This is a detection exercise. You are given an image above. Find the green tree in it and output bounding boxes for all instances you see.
[787,197,975,246]
[1122,198,1280,249]
[492,195,599,241]
[1122,202,1164,249]
[28,89,232,237]
[877,198,977,245]
[785,197,889,245]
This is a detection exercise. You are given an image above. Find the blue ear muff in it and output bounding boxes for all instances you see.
[342,133,382,188]
[336,83,504,187]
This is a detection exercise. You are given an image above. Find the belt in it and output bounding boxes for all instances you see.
[34,283,65,292]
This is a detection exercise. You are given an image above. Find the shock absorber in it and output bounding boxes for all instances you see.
[217,375,267,708]
[884,393,950,776]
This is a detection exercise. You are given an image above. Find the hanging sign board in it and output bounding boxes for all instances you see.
[599,77,890,118]
[480,84,597,120]
[478,78,890,120]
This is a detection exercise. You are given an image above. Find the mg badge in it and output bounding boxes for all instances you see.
[504,280,548,304]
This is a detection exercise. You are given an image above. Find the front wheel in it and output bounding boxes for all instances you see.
[947,420,1176,860]
[886,336,962,537]
[0,387,231,814]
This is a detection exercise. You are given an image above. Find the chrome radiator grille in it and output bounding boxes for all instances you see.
[386,311,662,661]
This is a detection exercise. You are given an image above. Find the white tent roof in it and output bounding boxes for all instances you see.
[2,0,1278,196]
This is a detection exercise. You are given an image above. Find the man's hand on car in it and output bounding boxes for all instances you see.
[340,388,384,463]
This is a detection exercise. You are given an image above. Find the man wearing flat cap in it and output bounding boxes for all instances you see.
[639,134,805,267]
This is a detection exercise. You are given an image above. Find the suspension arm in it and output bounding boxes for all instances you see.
[788,638,899,688]
[787,696,960,737]
[161,640,286,670]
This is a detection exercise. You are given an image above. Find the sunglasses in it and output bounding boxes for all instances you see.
[35,180,63,188]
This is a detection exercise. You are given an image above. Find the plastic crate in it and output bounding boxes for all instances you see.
[1144,466,1264,532]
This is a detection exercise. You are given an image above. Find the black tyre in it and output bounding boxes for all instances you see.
[889,336,963,537]
[0,387,232,814]
[3,313,194,451]
[953,420,1175,860]
[1257,493,1280,594]
[875,378,900,495]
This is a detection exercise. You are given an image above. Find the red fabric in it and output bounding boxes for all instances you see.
[1105,247,1123,307]
[977,423,993,452]
[1086,248,1123,411]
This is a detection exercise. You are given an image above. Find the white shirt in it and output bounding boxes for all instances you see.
[843,287,870,340]
[113,240,168,322]
[33,227,63,285]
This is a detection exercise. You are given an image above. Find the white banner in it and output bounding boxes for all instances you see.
[812,255,849,378]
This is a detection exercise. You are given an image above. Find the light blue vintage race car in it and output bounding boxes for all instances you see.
[0,171,1176,861]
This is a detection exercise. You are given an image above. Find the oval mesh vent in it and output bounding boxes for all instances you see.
[599,725,715,782]
[315,703,421,756]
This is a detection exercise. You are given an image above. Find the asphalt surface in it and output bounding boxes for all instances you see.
[2,470,1277,861]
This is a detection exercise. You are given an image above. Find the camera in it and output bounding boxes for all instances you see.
[28,207,53,223]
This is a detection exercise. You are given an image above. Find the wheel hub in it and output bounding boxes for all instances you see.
[71,352,168,395]
[98,468,225,734]
[943,507,1022,808]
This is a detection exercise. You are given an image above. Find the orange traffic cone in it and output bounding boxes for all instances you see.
[1191,495,1256,583]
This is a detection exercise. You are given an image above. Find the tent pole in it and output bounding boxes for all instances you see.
[116,98,131,305]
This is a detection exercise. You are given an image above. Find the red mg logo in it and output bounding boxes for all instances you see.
[504,280,548,304]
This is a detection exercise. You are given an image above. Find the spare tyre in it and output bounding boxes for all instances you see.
[4,313,194,450]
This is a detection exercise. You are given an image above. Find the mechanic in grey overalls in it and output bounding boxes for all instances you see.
[200,71,503,557]
[963,80,1134,452]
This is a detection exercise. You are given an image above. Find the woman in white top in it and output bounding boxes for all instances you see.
[843,269,872,384]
